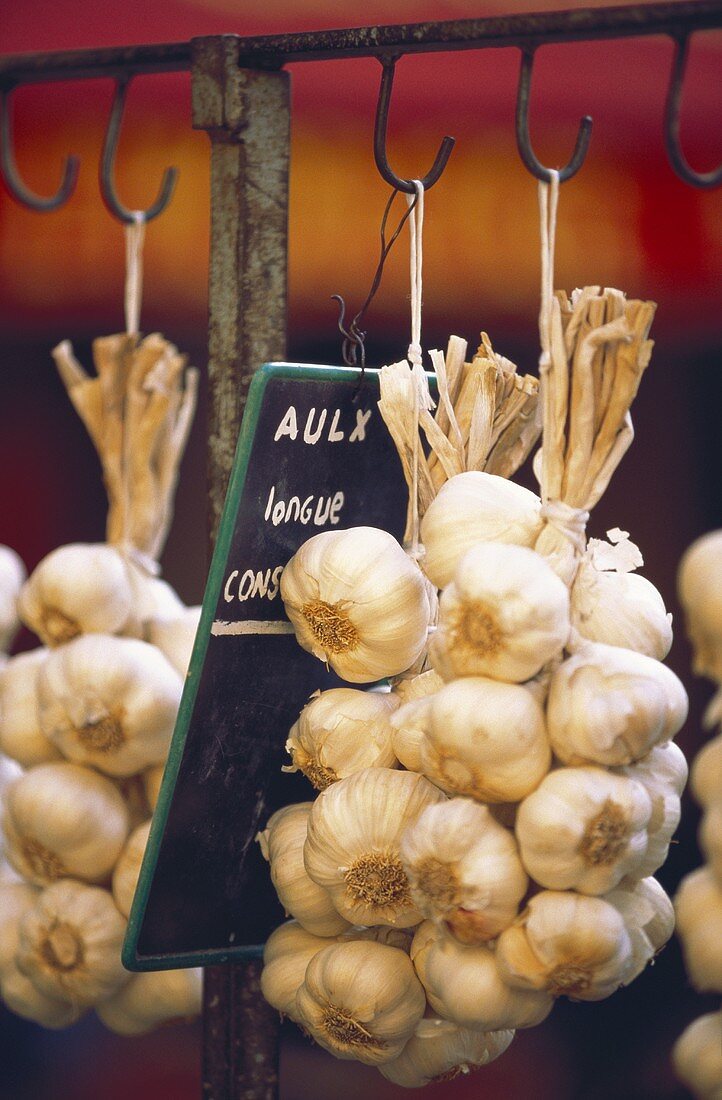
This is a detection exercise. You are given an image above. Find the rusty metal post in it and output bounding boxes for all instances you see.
[191,34,290,1100]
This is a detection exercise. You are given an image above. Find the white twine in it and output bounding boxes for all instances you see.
[540,500,589,556]
[407,180,425,560]
[124,211,146,337]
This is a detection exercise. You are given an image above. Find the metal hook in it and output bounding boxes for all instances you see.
[0,85,79,212]
[516,48,593,183]
[374,57,455,194]
[100,76,178,224]
[665,35,722,190]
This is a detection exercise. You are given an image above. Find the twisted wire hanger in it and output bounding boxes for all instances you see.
[100,76,178,223]
[0,85,79,211]
[665,34,722,189]
[516,47,593,183]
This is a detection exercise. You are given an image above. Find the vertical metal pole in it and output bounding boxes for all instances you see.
[191,34,290,1100]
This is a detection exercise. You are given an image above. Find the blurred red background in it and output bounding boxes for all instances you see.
[1,1,721,1098]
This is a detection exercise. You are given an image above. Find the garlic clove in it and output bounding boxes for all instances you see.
[304,767,446,927]
[613,743,687,878]
[1,963,85,1029]
[700,801,722,884]
[295,939,426,1065]
[678,530,722,683]
[496,890,634,1001]
[112,819,151,918]
[37,634,183,777]
[16,879,129,1006]
[379,1018,514,1088]
[410,920,553,1031]
[281,527,433,683]
[691,734,722,809]
[430,542,570,683]
[143,763,165,812]
[97,968,202,1035]
[258,804,350,937]
[546,642,688,767]
[0,880,38,974]
[2,762,130,885]
[0,648,61,767]
[420,471,543,590]
[124,564,185,637]
[0,545,26,652]
[515,766,653,895]
[391,669,444,704]
[147,606,201,677]
[605,876,674,983]
[400,797,527,942]
[18,543,135,646]
[673,1011,722,1100]
[572,560,673,661]
[285,688,399,791]
[675,867,722,993]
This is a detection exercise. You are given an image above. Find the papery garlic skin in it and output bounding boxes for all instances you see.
[0,649,60,767]
[281,527,432,682]
[38,634,183,776]
[547,642,688,766]
[261,920,336,1021]
[605,877,674,983]
[2,762,130,885]
[391,669,444,704]
[97,968,202,1035]
[678,530,722,682]
[285,688,399,791]
[515,767,652,895]
[400,798,527,942]
[304,767,446,927]
[147,606,201,676]
[691,735,722,809]
[18,544,135,646]
[613,743,687,878]
[0,545,26,652]
[420,472,543,590]
[673,1011,722,1100]
[675,867,722,992]
[259,804,350,936]
[379,1017,514,1088]
[17,880,129,1005]
[496,891,634,1001]
[112,819,151,918]
[295,939,426,1065]
[405,677,551,803]
[410,921,553,1031]
[431,543,570,683]
[572,562,673,661]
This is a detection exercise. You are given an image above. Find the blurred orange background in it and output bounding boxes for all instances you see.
[1,1,722,1098]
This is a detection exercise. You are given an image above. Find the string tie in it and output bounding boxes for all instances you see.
[124,211,146,337]
[540,499,589,557]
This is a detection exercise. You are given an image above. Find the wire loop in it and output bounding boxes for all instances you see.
[0,85,79,211]
[665,34,722,190]
[516,48,593,183]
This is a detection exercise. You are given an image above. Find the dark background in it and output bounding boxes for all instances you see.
[1,1,721,1097]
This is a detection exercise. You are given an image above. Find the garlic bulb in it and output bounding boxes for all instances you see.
[379,1017,514,1088]
[0,544,25,651]
[546,642,688,766]
[691,734,722,809]
[410,921,553,1031]
[258,804,350,936]
[280,527,432,682]
[398,677,551,803]
[2,762,130,885]
[0,881,38,974]
[97,968,202,1035]
[430,543,569,683]
[125,564,185,634]
[675,867,722,992]
[678,530,722,682]
[0,648,60,767]
[114,773,151,829]
[673,1011,722,1100]
[572,556,672,660]
[261,920,336,1021]
[515,767,652,894]
[38,634,183,776]
[400,798,527,943]
[16,880,129,1005]
[295,939,426,1065]
[285,688,399,790]
[613,742,687,878]
[0,752,22,798]
[304,767,446,927]
[700,802,722,883]
[112,819,151,918]
[605,876,674,982]
[18,543,134,646]
[496,891,634,1001]
[420,471,543,589]
[147,605,201,676]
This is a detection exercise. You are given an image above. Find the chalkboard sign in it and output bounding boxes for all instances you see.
[123,363,408,970]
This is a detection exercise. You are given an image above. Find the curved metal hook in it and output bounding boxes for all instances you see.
[0,85,79,212]
[100,77,178,224]
[374,57,455,194]
[516,49,593,183]
[665,35,722,190]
